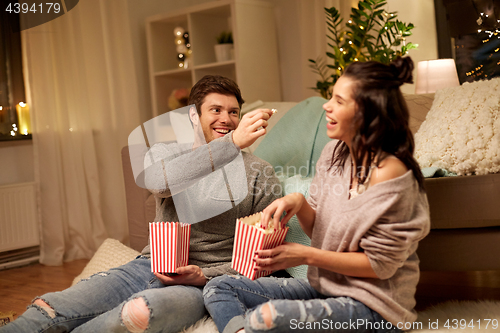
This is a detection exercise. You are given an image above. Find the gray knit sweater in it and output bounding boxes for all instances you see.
[142,133,281,279]
[307,140,430,326]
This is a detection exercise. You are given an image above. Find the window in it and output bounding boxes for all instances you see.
[0,8,29,140]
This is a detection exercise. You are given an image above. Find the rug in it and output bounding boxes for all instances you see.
[408,300,500,333]
[182,301,500,333]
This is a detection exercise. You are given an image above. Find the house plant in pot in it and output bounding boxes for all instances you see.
[214,31,234,62]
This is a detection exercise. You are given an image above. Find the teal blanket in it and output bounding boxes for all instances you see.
[254,97,330,177]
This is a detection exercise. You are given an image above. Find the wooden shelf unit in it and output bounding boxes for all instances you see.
[146,0,282,117]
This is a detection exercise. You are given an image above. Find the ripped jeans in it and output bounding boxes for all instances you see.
[0,256,205,333]
[203,275,402,333]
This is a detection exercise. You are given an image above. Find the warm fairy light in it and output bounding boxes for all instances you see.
[16,102,31,135]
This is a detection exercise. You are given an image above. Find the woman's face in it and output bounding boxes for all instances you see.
[323,76,358,146]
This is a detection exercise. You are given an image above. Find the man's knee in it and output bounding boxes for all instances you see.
[33,298,56,319]
[204,274,241,300]
[121,297,150,333]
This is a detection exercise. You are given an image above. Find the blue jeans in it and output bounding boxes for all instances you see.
[0,256,205,333]
[203,275,403,333]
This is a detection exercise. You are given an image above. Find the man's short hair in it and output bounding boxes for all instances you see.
[188,75,245,116]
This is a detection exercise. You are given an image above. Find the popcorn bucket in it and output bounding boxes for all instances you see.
[149,222,191,273]
[231,212,289,280]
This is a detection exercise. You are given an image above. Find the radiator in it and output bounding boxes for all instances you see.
[0,182,40,269]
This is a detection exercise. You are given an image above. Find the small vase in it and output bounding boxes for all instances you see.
[214,43,234,62]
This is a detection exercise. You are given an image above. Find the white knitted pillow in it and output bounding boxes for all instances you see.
[414,77,500,176]
[72,238,140,285]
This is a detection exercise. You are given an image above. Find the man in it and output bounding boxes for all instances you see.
[0,75,281,333]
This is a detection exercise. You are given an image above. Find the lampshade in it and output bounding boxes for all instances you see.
[415,59,460,94]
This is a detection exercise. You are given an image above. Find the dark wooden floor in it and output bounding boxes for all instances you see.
[0,260,499,320]
[0,259,89,318]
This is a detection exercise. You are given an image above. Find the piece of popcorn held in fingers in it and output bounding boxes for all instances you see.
[257,109,278,131]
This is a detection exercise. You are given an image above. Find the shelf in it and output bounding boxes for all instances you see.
[194,60,235,70]
[146,0,281,117]
[154,67,192,77]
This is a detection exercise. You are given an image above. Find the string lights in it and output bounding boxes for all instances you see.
[466,0,500,79]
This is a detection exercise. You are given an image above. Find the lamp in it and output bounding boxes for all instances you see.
[415,59,460,94]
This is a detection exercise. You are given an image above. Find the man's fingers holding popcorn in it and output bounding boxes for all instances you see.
[232,109,276,149]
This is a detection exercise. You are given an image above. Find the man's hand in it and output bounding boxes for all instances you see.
[154,265,208,286]
[233,109,275,149]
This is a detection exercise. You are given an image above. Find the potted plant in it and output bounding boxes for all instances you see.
[214,31,234,62]
[309,0,417,99]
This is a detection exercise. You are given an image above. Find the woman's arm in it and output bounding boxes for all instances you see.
[255,244,378,279]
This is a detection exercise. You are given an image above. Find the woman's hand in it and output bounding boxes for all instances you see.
[154,265,207,286]
[260,192,305,229]
[253,242,310,272]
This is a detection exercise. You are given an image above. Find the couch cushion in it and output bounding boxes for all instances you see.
[280,175,313,279]
[403,93,434,134]
[254,97,329,178]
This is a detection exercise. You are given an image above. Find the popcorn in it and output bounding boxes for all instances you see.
[149,222,191,273]
[231,212,289,280]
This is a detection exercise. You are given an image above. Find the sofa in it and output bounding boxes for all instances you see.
[121,93,500,273]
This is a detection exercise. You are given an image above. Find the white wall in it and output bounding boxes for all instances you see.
[385,0,438,94]
[271,0,438,99]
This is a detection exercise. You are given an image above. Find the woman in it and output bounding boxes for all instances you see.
[203,57,430,333]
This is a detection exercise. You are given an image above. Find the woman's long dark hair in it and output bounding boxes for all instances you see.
[330,56,425,191]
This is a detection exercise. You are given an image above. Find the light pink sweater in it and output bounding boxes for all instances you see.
[307,140,430,326]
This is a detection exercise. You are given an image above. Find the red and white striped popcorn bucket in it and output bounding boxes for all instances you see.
[231,212,289,280]
[149,222,191,273]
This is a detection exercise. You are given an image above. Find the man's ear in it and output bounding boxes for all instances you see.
[189,106,199,126]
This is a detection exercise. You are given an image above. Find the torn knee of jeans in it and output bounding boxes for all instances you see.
[32,298,57,319]
[203,286,216,299]
[249,302,277,330]
[318,300,333,316]
[81,272,110,282]
[121,297,151,333]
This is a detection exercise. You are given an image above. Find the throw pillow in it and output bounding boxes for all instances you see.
[414,77,500,175]
[71,238,140,286]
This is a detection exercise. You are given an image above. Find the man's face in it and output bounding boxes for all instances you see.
[199,93,240,143]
